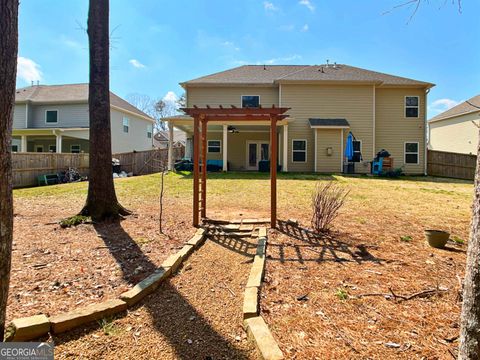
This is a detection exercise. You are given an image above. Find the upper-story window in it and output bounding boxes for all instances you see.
[123,117,130,133]
[147,125,153,139]
[241,95,260,108]
[45,110,58,124]
[405,96,419,118]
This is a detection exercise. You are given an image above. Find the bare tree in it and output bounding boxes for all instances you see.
[126,93,155,114]
[0,0,18,340]
[80,0,130,220]
[384,0,462,23]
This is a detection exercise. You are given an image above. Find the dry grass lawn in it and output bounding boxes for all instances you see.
[10,172,473,359]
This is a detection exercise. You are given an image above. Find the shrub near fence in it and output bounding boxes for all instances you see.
[12,147,184,188]
[427,150,476,180]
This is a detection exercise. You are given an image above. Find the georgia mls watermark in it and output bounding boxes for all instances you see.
[0,342,54,360]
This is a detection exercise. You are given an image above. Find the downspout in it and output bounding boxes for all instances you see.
[424,88,430,176]
[25,102,29,128]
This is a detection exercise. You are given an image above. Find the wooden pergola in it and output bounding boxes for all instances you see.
[181,106,290,229]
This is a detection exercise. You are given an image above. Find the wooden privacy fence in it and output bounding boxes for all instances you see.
[12,147,184,188]
[427,150,476,180]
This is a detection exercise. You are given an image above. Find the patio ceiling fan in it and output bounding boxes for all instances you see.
[228,125,239,133]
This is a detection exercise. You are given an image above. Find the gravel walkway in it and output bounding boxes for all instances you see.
[52,231,260,360]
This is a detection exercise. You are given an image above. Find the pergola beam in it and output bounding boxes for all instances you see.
[204,115,288,122]
[181,106,290,116]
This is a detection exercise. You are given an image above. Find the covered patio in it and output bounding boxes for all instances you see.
[166,114,292,172]
[12,128,89,153]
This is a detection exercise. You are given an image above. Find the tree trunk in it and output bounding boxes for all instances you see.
[81,0,130,221]
[459,128,480,359]
[0,0,18,340]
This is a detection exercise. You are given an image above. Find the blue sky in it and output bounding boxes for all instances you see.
[17,0,478,118]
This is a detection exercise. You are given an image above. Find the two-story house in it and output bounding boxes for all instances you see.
[12,83,155,154]
[167,64,433,174]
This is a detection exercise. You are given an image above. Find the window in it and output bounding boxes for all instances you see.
[241,95,260,108]
[147,125,153,139]
[45,110,58,124]
[49,145,56,153]
[71,144,81,153]
[292,140,307,162]
[207,140,221,153]
[36,145,43,153]
[405,142,419,164]
[123,117,130,133]
[405,96,419,118]
[352,140,362,162]
[11,145,18,152]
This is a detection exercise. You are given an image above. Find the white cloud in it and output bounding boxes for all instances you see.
[258,54,302,65]
[17,57,42,84]
[129,59,146,69]
[222,41,240,51]
[301,24,309,32]
[299,0,315,12]
[163,91,178,103]
[429,98,461,115]
[264,1,279,11]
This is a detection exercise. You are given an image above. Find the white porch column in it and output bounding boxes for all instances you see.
[56,134,62,153]
[21,135,27,153]
[283,124,288,172]
[185,138,193,159]
[222,124,228,171]
[167,122,174,170]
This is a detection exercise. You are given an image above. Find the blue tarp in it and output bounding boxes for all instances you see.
[345,132,354,161]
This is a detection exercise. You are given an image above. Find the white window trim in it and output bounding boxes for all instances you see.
[207,139,222,154]
[35,145,44,152]
[240,95,261,108]
[147,125,153,138]
[71,144,81,153]
[48,145,57,152]
[123,117,130,133]
[45,109,59,124]
[404,141,419,165]
[405,96,420,119]
[292,139,307,163]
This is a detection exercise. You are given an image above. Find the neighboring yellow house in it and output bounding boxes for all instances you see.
[429,95,480,155]
[167,64,434,174]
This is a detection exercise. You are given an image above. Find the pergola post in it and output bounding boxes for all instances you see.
[222,124,228,171]
[270,115,278,228]
[201,118,207,219]
[193,115,200,227]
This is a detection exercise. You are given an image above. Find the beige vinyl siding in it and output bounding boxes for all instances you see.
[205,131,270,171]
[111,109,153,153]
[429,112,480,155]
[375,88,426,174]
[187,87,278,108]
[282,84,373,172]
[315,129,342,172]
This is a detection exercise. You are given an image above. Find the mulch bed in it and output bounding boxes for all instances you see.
[51,236,259,359]
[8,194,195,324]
[262,221,467,359]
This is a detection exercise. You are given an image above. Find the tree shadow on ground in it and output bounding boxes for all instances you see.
[51,220,252,360]
[176,170,338,181]
[271,220,384,265]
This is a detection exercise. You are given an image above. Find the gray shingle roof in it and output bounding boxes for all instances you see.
[309,118,350,127]
[181,64,433,87]
[15,83,154,120]
[429,94,480,122]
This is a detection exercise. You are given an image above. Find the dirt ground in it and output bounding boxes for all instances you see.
[9,172,473,359]
[50,236,259,359]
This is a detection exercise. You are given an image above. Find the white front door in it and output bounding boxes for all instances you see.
[246,141,269,170]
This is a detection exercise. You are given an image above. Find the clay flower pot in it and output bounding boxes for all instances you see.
[425,230,450,249]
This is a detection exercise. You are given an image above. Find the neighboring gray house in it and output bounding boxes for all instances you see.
[12,83,155,154]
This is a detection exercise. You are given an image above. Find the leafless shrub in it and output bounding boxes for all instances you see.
[311,182,349,233]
